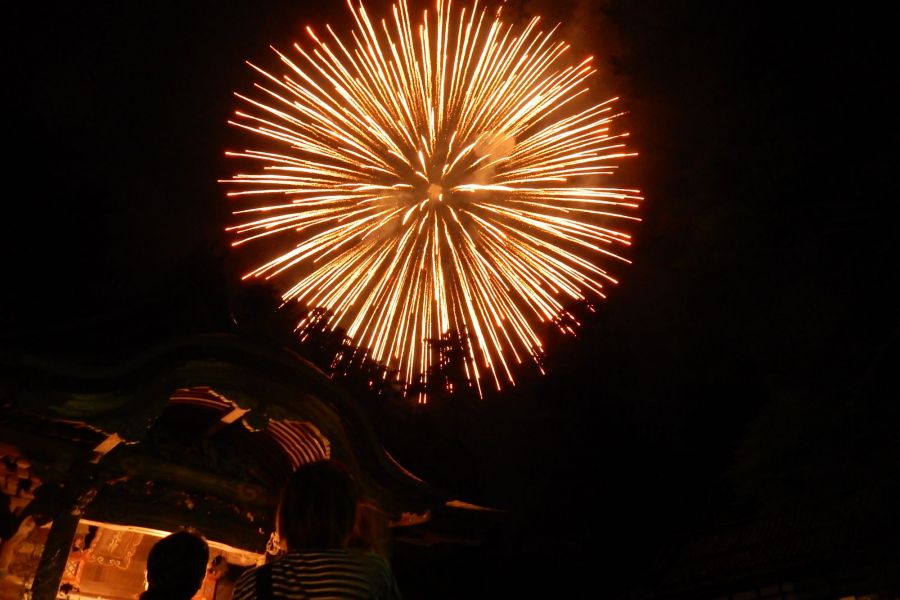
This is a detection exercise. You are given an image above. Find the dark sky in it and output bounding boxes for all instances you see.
[3,0,898,594]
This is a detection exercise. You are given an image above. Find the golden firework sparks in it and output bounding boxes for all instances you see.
[223,0,641,400]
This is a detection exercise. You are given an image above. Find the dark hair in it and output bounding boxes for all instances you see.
[144,530,209,599]
[277,459,359,550]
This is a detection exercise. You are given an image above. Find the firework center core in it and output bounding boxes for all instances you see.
[427,182,444,203]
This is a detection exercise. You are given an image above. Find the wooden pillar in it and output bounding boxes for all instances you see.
[30,511,78,600]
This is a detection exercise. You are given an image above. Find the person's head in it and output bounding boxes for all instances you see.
[277,459,359,551]
[145,530,209,599]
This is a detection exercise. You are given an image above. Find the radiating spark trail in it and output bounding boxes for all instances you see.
[223,0,641,400]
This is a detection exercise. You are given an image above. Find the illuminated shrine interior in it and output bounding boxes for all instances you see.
[1,520,260,600]
[0,336,463,600]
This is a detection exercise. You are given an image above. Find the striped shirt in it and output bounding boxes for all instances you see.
[232,550,400,600]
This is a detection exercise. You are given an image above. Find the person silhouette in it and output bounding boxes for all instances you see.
[141,530,209,600]
[233,459,400,599]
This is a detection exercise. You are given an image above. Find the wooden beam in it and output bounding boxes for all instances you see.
[30,511,79,600]
[89,433,123,464]
[204,406,250,437]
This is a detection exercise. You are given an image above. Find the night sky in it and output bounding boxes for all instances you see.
[3,1,898,596]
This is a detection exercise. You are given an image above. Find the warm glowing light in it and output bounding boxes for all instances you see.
[223,0,641,399]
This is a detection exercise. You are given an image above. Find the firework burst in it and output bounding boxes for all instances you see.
[223,0,641,399]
